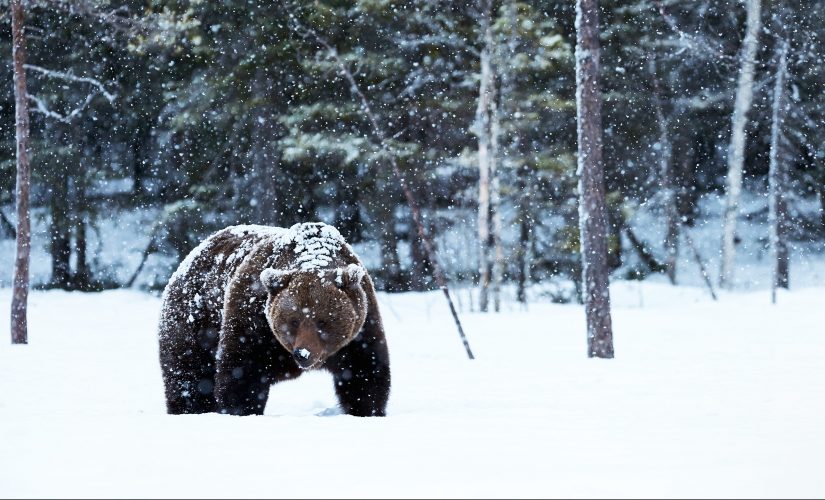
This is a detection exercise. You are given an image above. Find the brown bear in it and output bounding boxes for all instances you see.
[158,222,390,416]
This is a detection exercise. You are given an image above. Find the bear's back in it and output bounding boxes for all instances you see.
[160,225,288,334]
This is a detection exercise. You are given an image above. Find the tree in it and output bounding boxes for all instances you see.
[768,37,790,303]
[575,0,613,358]
[10,0,31,344]
[720,0,762,289]
[650,57,678,284]
[493,1,574,303]
[475,0,502,313]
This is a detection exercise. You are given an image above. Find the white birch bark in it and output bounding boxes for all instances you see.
[768,38,790,303]
[476,0,495,313]
[720,0,762,289]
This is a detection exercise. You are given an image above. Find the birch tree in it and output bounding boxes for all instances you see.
[10,0,31,345]
[475,0,503,313]
[720,0,762,289]
[768,37,790,303]
[576,0,614,358]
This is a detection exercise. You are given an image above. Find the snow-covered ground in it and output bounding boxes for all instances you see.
[1,282,824,498]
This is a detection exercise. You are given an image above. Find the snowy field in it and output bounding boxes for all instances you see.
[1,282,824,499]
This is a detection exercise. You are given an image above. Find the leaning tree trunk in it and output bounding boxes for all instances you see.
[768,38,790,303]
[10,0,31,344]
[720,0,762,289]
[576,0,614,358]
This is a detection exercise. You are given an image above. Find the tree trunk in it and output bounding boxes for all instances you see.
[677,137,699,226]
[650,60,678,284]
[408,214,434,291]
[74,213,91,289]
[819,183,825,230]
[0,209,16,239]
[503,1,530,305]
[250,73,279,226]
[10,0,31,344]
[515,176,530,304]
[769,38,790,303]
[476,0,494,313]
[378,202,402,291]
[490,78,503,313]
[683,225,718,301]
[575,0,614,358]
[50,174,72,288]
[720,0,762,289]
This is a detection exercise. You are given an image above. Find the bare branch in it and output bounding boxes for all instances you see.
[35,0,150,34]
[24,63,116,103]
[654,0,736,63]
[27,92,96,123]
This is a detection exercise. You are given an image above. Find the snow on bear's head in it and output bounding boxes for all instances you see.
[259,265,368,370]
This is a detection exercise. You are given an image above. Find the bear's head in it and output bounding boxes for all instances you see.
[260,264,368,370]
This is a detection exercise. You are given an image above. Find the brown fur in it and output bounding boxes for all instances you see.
[158,224,391,416]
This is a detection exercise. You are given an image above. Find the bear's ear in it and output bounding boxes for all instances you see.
[260,269,295,294]
[334,264,367,290]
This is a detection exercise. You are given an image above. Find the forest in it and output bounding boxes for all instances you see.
[1,0,822,302]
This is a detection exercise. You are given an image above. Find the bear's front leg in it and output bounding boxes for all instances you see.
[328,336,391,417]
[214,333,273,416]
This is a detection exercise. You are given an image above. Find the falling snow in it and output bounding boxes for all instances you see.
[2,0,825,497]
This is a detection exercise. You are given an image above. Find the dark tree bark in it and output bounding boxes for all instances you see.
[0,209,16,239]
[377,201,402,291]
[575,0,614,359]
[502,2,530,306]
[515,173,531,304]
[819,184,825,230]
[624,225,666,273]
[50,174,72,288]
[10,0,31,344]
[650,60,678,284]
[408,213,435,292]
[74,214,91,289]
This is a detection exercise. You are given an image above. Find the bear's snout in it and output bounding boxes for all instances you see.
[291,321,325,369]
[293,347,312,368]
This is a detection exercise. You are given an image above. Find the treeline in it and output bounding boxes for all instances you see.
[0,0,823,296]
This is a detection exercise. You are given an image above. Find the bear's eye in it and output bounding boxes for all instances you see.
[317,319,327,328]
[289,319,299,328]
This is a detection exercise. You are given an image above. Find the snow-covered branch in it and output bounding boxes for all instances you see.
[24,64,116,103]
[654,0,736,63]
[27,92,96,123]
